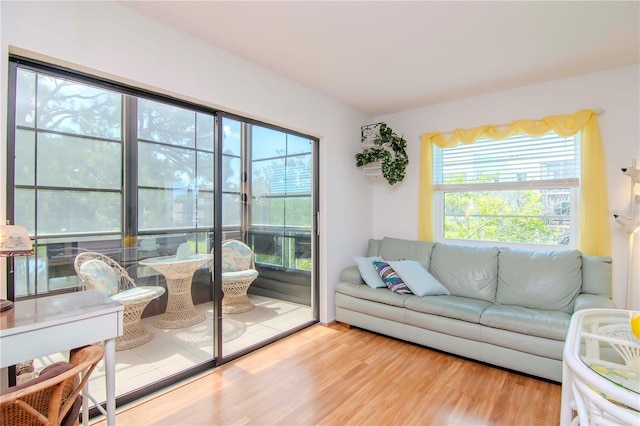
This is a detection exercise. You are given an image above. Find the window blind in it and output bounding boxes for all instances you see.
[433,132,580,192]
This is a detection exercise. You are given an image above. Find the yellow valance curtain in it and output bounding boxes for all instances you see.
[418,109,611,256]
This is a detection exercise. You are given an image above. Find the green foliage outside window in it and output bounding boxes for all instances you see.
[443,174,570,245]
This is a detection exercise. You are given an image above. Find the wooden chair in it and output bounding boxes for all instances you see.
[74,252,165,350]
[0,345,104,426]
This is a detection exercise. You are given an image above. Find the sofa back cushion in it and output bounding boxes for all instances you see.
[496,248,582,313]
[367,239,383,257]
[430,243,499,302]
[378,237,435,269]
[581,255,612,297]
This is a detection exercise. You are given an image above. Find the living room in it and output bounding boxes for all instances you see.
[1,1,639,425]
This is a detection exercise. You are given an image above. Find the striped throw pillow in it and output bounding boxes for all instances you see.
[372,261,413,295]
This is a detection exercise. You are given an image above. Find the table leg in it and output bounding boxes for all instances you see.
[560,358,573,426]
[155,274,205,329]
[81,371,88,426]
[104,337,116,426]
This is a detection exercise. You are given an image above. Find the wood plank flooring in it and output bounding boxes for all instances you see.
[94,323,561,425]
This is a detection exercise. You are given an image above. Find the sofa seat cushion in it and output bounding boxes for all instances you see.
[496,248,582,313]
[429,243,499,303]
[404,295,492,323]
[480,304,570,340]
[480,326,566,360]
[336,282,410,308]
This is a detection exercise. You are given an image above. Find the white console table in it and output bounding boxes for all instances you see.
[561,308,640,425]
[0,290,123,426]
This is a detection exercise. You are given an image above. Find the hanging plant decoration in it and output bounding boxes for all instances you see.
[355,122,409,185]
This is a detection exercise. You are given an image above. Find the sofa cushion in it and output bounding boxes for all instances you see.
[581,255,612,297]
[367,239,383,257]
[379,237,435,268]
[429,243,499,302]
[373,261,412,294]
[79,259,119,297]
[335,282,410,308]
[496,248,582,313]
[480,304,571,340]
[388,260,450,297]
[404,294,492,323]
[354,256,386,289]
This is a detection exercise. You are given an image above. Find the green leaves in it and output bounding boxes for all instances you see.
[355,123,408,186]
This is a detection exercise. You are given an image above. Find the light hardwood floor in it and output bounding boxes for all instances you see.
[94,323,561,425]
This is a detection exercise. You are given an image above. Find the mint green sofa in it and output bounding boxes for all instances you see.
[335,237,616,382]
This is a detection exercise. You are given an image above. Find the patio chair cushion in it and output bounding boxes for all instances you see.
[79,259,119,297]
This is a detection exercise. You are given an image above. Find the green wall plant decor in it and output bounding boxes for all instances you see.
[355,122,409,185]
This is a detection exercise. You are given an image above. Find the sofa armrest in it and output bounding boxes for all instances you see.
[573,293,616,313]
[340,266,364,285]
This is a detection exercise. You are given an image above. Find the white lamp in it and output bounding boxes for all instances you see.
[613,214,640,234]
[0,224,34,311]
[621,166,640,183]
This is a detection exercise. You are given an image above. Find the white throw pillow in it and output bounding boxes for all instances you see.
[388,260,450,297]
[353,256,386,289]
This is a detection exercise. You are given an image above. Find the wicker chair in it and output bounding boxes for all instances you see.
[219,240,259,314]
[0,345,104,426]
[74,252,165,351]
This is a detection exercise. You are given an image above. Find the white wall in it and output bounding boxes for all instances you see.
[0,1,374,323]
[373,65,640,310]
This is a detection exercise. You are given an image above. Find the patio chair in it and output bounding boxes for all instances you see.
[0,345,104,426]
[218,240,259,314]
[74,252,165,351]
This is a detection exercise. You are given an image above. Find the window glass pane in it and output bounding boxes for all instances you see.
[284,197,312,227]
[197,152,214,190]
[37,75,121,140]
[252,158,286,197]
[138,98,195,147]
[16,69,36,128]
[15,188,35,234]
[287,135,311,155]
[443,189,571,245]
[222,118,241,156]
[139,188,196,230]
[138,142,195,188]
[12,254,36,297]
[37,133,121,189]
[223,193,241,226]
[196,112,214,152]
[37,190,121,234]
[252,126,286,160]
[285,155,312,194]
[222,155,240,192]
[251,197,285,227]
[197,191,214,228]
[15,129,35,186]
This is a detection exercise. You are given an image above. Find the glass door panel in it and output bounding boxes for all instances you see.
[220,117,317,358]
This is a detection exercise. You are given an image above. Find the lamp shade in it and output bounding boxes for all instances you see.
[0,225,34,257]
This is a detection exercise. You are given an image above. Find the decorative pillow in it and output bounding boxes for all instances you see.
[79,260,119,297]
[372,261,413,294]
[388,260,450,297]
[354,256,386,289]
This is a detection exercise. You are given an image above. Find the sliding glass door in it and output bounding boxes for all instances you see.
[6,57,318,410]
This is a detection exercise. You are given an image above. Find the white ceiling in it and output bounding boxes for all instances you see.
[122,1,640,116]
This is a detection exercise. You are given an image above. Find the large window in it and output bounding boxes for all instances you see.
[433,132,580,247]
